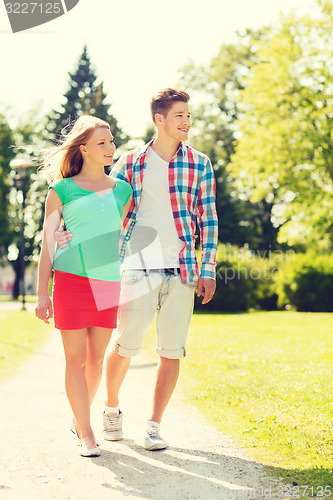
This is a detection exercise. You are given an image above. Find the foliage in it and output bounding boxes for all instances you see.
[7,105,50,298]
[48,45,127,150]
[178,29,287,251]
[199,245,333,312]
[0,113,15,260]
[277,252,333,311]
[197,244,281,312]
[229,3,333,250]
[142,124,155,144]
[200,259,253,312]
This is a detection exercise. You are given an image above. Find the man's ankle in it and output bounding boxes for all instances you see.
[105,405,119,414]
[149,416,162,425]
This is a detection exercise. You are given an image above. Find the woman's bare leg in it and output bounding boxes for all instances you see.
[61,329,95,446]
[86,327,112,405]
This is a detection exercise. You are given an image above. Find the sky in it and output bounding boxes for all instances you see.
[0,0,319,138]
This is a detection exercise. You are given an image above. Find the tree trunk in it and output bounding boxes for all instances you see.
[11,258,21,300]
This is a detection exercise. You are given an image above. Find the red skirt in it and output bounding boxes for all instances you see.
[53,270,120,330]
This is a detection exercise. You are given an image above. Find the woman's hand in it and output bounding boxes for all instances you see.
[35,294,53,324]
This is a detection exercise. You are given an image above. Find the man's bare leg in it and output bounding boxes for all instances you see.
[143,357,180,450]
[105,350,131,407]
[150,357,180,423]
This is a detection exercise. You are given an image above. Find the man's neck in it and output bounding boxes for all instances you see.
[151,135,181,163]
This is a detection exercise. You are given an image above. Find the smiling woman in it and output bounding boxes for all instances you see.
[34,115,132,456]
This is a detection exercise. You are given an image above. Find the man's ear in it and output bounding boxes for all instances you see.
[154,113,164,125]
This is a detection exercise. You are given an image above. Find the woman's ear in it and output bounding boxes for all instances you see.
[79,144,87,155]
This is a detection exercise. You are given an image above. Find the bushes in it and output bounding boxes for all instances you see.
[196,245,279,312]
[197,245,333,312]
[196,260,253,312]
[277,253,333,312]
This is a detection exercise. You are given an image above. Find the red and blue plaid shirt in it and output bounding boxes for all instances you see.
[111,140,218,283]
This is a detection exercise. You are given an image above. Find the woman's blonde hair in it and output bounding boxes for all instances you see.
[44,115,110,184]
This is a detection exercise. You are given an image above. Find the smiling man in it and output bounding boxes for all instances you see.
[102,88,218,450]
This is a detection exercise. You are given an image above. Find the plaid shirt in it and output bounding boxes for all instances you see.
[111,140,218,283]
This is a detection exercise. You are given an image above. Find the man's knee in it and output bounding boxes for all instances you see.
[156,346,186,359]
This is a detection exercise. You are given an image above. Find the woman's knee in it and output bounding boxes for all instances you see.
[86,354,104,371]
[65,353,86,371]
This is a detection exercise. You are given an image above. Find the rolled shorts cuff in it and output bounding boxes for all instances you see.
[156,346,186,359]
[113,341,142,358]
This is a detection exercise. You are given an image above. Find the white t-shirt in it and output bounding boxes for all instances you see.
[122,147,183,270]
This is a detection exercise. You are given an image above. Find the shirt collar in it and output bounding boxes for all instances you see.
[137,140,154,159]
[177,141,187,156]
[139,140,186,159]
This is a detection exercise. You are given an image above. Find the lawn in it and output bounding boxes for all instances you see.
[1,307,332,493]
[0,295,36,303]
[143,311,333,493]
[0,310,53,380]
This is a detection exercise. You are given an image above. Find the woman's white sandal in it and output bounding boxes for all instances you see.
[70,420,80,440]
[80,437,100,457]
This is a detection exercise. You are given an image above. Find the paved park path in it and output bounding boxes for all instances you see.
[0,303,289,499]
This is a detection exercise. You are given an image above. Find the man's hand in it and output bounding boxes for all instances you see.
[54,225,73,249]
[197,277,216,305]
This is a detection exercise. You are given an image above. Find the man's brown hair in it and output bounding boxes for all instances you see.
[150,88,190,123]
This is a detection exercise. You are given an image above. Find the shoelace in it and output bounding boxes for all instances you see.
[104,413,121,429]
[147,427,159,438]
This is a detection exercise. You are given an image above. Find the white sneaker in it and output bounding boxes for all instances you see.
[80,438,100,457]
[103,410,123,441]
[143,425,167,451]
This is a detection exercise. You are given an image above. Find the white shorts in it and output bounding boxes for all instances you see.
[112,269,196,359]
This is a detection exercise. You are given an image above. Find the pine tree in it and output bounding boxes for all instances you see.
[49,45,127,146]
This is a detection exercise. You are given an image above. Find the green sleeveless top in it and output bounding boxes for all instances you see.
[51,177,132,282]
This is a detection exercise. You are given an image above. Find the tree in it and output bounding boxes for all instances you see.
[49,45,127,149]
[178,29,281,251]
[229,1,333,251]
[7,106,49,298]
[0,113,15,260]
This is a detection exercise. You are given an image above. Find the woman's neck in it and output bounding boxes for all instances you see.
[77,162,107,180]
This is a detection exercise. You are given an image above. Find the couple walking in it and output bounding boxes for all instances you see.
[35,88,218,457]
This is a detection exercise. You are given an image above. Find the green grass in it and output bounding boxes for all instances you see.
[0,310,53,380]
[143,311,333,494]
[0,295,37,303]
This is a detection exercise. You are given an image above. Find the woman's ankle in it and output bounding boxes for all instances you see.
[81,433,96,447]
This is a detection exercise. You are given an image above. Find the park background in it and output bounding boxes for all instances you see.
[0,0,333,494]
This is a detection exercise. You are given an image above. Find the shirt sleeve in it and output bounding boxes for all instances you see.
[111,154,133,184]
[196,156,219,280]
[49,179,66,204]
[117,179,133,206]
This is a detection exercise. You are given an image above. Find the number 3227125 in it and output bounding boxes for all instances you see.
[5,3,62,14]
